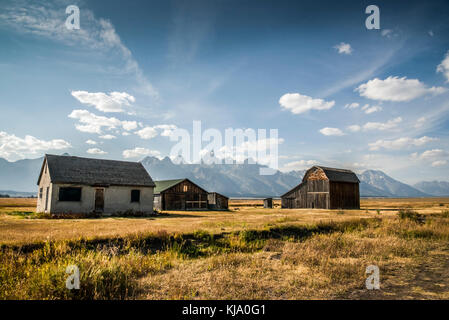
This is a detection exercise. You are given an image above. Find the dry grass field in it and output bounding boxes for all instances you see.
[1,197,449,299]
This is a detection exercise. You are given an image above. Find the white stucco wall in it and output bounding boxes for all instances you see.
[36,161,52,213]
[38,182,154,214]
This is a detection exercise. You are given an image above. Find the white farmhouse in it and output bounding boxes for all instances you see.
[36,154,155,215]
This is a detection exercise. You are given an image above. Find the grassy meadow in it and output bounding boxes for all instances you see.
[1,197,449,299]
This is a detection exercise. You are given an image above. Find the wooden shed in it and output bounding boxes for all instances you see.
[207,192,229,210]
[264,198,273,208]
[281,166,360,209]
[153,178,208,210]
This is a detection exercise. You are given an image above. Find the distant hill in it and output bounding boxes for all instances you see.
[357,170,429,198]
[414,181,449,196]
[140,156,300,198]
[0,156,43,192]
[0,154,444,198]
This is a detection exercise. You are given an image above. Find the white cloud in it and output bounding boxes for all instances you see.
[135,124,178,140]
[437,50,449,82]
[68,109,122,134]
[410,149,447,167]
[347,125,361,132]
[87,148,107,155]
[135,127,158,140]
[363,117,402,131]
[86,139,97,145]
[355,76,447,102]
[154,124,178,137]
[279,93,335,114]
[411,149,447,160]
[369,136,437,151]
[344,102,359,109]
[428,30,434,37]
[121,120,138,131]
[122,147,161,159]
[71,91,135,113]
[432,160,447,167]
[0,131,71,161]
[362,104,382,114]
[99,134,116,140]
[68,109,139,135]
[334,42,352,55]
[282,159,318,171]
[319,127,344,136]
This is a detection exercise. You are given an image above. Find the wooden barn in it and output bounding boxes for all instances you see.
[153,179,209,210]
[207,192,229,210]
[281,166,360,209]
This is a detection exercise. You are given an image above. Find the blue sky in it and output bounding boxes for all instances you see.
[0,0,449,184]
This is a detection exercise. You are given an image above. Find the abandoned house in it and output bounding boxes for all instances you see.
[36,154,155,215]
[207,192,229,210]
[153,178,209,210]
[281,166,360,209]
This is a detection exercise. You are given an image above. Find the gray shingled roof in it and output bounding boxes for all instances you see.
[310,166,359,183]
[39,154,155,187]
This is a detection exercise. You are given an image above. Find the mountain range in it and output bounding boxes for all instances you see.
[0,154,448,198]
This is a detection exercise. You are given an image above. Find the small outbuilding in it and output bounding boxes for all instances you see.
[36,154,155,215]
[281,166,360,209]
[153,178,209,210]
[208,192,229,210]
[263,198,273,208]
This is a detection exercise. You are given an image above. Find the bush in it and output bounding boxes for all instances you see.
[398,209,424,223]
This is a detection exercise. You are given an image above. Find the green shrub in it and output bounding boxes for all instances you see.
[398,209,424,223]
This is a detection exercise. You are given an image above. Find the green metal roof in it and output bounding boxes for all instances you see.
[153,179,185,194]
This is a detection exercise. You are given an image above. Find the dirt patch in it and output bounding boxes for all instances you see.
[347,244,449,299]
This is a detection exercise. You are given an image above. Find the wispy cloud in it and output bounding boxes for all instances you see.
[334,42,352,55]
[319,127,344,136]
[369,136,437,151]
[86,148,107,155]
[437,50,449,82]
[71,91,135,113]
[122,147,161,159]
[0,0,158,97]
[68,109,136,135]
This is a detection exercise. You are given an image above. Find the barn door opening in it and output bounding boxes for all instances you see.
[95,188,104,212]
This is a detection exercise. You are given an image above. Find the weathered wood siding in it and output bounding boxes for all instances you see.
[281,166,360,210]
[329,181,360,209]
[160,180,208,210]
[208,193,229,210]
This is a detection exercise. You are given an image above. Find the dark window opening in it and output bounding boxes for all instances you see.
[59,187,82,201]
[131,189,140,203]
[39,188,43,199]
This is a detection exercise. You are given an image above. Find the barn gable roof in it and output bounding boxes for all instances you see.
[153,178,209,194]
[153,179,185,194]
[208,192,229,199]
[281,166,359,198]
[304,166,359,183]
[38,154,155,187]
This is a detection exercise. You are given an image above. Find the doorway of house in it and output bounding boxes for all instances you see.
[95,188,104,212]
